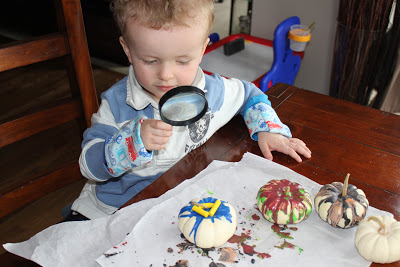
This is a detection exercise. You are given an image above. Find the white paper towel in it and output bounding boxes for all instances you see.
[3,159,231,267]
[96,153,392,266]
[4,153,392,267]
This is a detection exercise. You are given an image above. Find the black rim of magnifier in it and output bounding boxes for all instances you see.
[159,86,208,126]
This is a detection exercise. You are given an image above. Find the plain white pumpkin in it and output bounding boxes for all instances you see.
[355,216,400,263]
[178,198,237,249]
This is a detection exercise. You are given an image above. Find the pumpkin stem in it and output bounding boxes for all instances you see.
[341,173,350,197]
[368,216,387,235]
[284,186,291,195]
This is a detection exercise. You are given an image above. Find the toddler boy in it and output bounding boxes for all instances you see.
[66,0,311,220]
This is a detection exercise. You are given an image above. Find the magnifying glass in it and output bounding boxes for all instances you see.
[159,86,208,126]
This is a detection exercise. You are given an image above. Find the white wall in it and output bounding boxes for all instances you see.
[212,1,232,39]
[251,0,339,95]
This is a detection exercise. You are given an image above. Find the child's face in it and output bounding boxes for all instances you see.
[120,20,210,102]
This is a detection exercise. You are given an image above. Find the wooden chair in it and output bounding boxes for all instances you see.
[0,0,98,218]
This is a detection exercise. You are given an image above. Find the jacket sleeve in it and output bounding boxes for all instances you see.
[79,86,153,182]
[240,82,292,140]
[104,116,153,176]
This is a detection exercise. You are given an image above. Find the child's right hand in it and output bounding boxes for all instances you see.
[141,119,173,151]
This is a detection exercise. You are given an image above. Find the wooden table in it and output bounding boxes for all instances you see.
[125,83,400,267]
[2,83,400,266]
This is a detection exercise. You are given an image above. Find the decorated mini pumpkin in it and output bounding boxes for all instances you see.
[314,173,368,229]
[256,179,313,225]
[178,197,236,249]
[355,216,400,263]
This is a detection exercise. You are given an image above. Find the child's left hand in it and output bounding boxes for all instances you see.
[257,131,311,163]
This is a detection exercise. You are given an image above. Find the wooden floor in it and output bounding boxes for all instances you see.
[0,57,125,255]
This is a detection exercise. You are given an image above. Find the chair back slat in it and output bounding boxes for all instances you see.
[0,34,69,72]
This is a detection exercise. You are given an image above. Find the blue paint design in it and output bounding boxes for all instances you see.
[178,197,233,245]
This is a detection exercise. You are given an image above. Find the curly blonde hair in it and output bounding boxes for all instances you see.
[110,0,214,38]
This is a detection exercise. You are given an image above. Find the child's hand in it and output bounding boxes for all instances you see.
[257,132,311,163]
[141,119,173,151]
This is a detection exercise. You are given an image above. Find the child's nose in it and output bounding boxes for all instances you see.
[158,63,174,81]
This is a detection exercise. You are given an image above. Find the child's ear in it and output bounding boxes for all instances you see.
[119,36,132,64]
[201,37,210,56]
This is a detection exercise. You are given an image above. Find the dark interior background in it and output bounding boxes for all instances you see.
[0,0,129,65]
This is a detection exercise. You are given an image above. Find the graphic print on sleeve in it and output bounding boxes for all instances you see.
[244,102,292,140]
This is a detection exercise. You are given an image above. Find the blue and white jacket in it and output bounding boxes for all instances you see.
[72,66,291,219]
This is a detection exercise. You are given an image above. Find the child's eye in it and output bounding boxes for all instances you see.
[177,60,190,65]
[144,60,157,65]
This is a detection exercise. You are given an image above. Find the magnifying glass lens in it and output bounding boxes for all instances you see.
[159,86,208,126]
[161,93,205,121]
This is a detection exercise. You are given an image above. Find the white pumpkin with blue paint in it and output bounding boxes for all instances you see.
[178,197,237,248]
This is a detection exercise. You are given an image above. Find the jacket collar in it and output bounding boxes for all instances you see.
[126,66,206,110]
